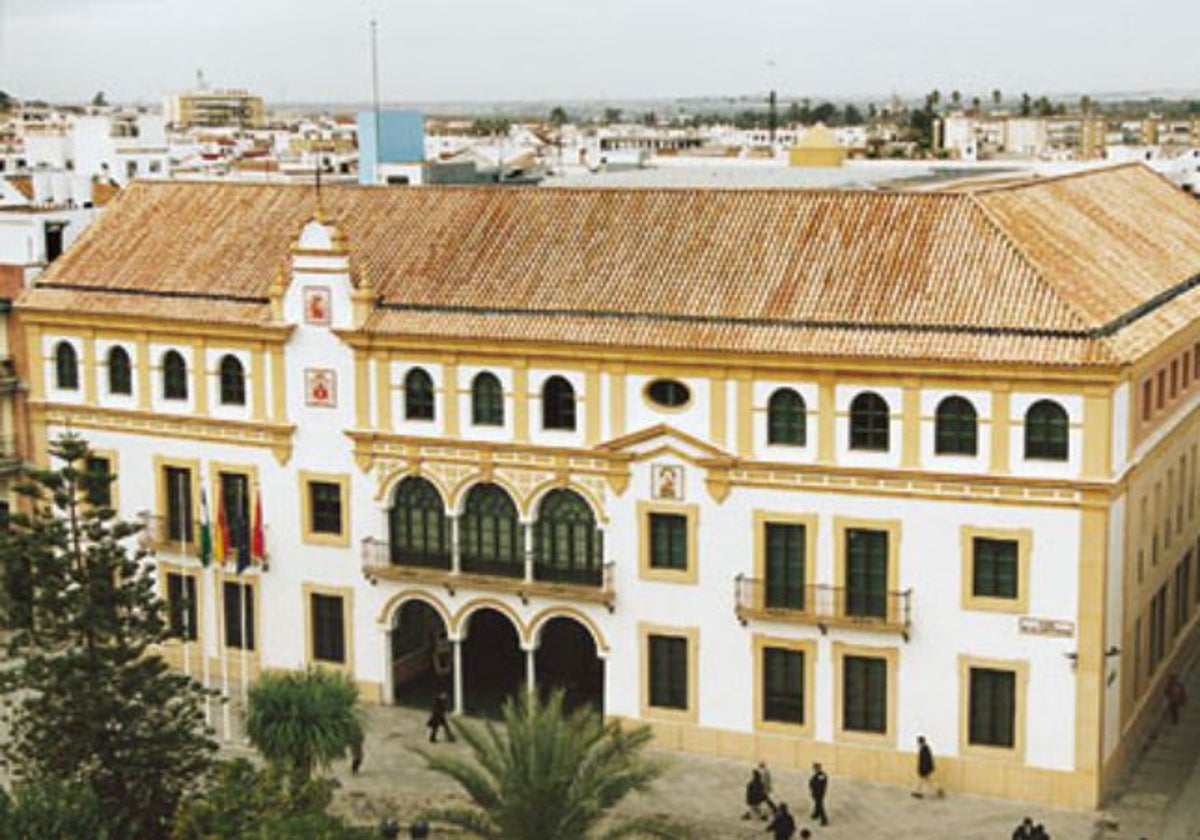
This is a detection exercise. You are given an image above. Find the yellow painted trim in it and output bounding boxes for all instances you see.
[960,526,1032,614]
[832,641,900,747]
[443,361,460,437]
[609,366,627,439]
[17,308,294,343]
[528,606,611,655]
[452,597,531,644]
[156,561,204,653]
[752,510,817,592]
[302,582,355,674]
[270,345,287,423]
[817,375,835,464]
[26,324,45,402]
[136,332,151,411]
[752,633,816,736]
[637,500,700,584]
[192,339,208,415]
[990,387,1011,474]
[375,588,454,630]
[513,364,530,442]
[958,654,1029,764]
[214,568,262,670]
[88,448,120,511]
[375,353,393,432]
[736,375,754,458]
[833,516,902,625]
[251,346,267,421]
[586,369,603,445]
[154,455,202,552]
[82,332,97,404]
[298,470,351,547]
[1074,493,1108,803]
[710,375,728,448]
[1082,389,1113,481]
[639,622,699,723]
[208,461,261,544]
[354,351,370,429]
[900,382,920,468]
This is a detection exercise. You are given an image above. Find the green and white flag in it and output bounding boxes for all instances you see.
[199,486,213,568]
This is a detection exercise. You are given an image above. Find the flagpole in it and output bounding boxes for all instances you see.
[217,485,232,743]
[177,474,192,684]
[202,565,212,728]
[238,482,250,745]
[240,571,249,744]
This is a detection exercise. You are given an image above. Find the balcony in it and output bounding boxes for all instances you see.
[735,576,912,638]
[138,513,269,566]
[362,537,615,610]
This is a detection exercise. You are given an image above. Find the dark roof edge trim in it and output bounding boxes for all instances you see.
[31,283,270,305]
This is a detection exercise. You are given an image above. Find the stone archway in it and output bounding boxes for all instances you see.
[460,607,524,717]
[390,600,452,709]
[535,616,605,714]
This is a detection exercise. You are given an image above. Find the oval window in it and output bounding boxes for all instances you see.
[647,379,690,408]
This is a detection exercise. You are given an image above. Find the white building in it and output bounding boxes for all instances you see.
[16,164,1200,809]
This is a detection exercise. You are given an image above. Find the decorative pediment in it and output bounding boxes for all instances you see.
[597,423,734,467]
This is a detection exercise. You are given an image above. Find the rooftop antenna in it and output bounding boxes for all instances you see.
[196,68,207,92]
[369,15,381,185]
[765,55,778,146]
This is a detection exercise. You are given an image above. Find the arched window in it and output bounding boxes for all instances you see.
[107,346,132,395]
[54,341,78,390]
[471,372,504,426]
[460,483,521,577]
[388,477,449,569]
[934,396,978,456]
[219,355,246,406]
[849,391,890,451]
[162,350,188,400]
[404,367,435,421]
[1024,399,1069,461]
[542,376,576,431]
[534,489,601,585]
[767,388,807,446]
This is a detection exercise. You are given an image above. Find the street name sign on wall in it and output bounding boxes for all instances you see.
[1018,616,1076,638]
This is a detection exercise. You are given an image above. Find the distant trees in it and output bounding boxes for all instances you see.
[991,89,1003,108]
[91,91,108,107]
[1020,92,1032,116]
[548,106,569,127]
[603,107,623,124]
[469,117,511,137]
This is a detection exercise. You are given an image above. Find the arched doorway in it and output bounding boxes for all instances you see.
[390,600,452,709]
[535,617,604,714]
[461,607,524,717]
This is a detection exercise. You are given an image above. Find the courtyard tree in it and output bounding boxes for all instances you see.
[415,689,691,840]
[0,778,108,840]
[0,434,216,840]
[246,668,364,794]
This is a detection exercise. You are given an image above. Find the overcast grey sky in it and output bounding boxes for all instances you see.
[2,0,1197,105]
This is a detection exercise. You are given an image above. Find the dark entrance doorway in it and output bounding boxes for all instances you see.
[461,608,524,717]
[535,617,604,714]
[391,600,452,709]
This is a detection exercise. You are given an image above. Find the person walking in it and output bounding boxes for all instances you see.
[765,802,797,840]
[350,726,364,774]
[744,768,770,820]
[758,760,776,812]
[427,692,455,743]
[1029,823,1050,840]
[911,735,942,798]
[1166,673,1187,724]
[1012,816,1035,839]
[808,762,829,826]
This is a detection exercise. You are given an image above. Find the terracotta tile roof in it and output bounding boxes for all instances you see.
[17,164,1200,368]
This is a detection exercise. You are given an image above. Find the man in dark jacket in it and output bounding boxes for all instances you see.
[744,769,770,820]
[427,692,455,743]
[765,802,796,840]
[1012,816,1035,839]
[912,735,942,798]
[808,762,829,826]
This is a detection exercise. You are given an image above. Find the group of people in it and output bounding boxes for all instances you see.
[740,736,947,839]
[1010,817,1052,839]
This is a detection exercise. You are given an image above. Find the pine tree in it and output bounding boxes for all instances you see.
[0,434,216,840]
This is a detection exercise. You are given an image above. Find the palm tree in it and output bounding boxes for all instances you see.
[991,89,1003,109]
[415,690,690,840]
[246,670,363,793]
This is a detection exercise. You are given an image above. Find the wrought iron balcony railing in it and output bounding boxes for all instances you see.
[735,575,912,638]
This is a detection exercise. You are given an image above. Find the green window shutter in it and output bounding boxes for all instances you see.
[843,655,887,733]
[649,513,688,571]
[846,529,887,618]
[649,635,688,710]
[763,647,805,724]
[765,523,805,609]
[968,667,1016,747]
[972,538,1019,599]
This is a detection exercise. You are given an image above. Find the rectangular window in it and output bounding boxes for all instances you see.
[44,223,64,263]
[1194,343,1200,379]
[968,667,1017,748]
[762,646,805,725]
[220,472,251,558]
[164,466,193,543]
[1175,558,1191,636]
[223,581,256,651]
[972,537,1019,600]
[649,513,688,571]
[165,572,198,641]
[1184,351,1192,389]
[308,481,343,536]
[1157,370,1167,409]
[1142,379,1153,421]
[311,593,346,664]
[1170,359,1180,398]
[765,522,806,610]
[1149,584,1168,671]
[845,528,888,619]
[86,455,112,507]
[1133,616,1144,699]
[843,654,887,733]
[648,634,688,710]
